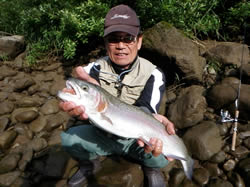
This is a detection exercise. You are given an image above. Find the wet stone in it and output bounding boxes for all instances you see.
[0,153,21,174]
[223,159,236,171]
[0,117,9,132]
[0,100,14,115]
[15,110,39,123]
[29,115,47,133]
[193,167,210,186]
[203,162,222,177]
[0,171,21,187]
[0,91,8,102]
[231,146,250,159]
[169,168,186,187]
[207,178,233,187]
[0,130,17,149]
[210,150,226,163]
[13,77,35,91]
[18,149,33,171]
[227,171,246,187]
[243,137,250,149]
[45,113,65,132]
[40,99,60,115]
[15,96,42,107]
[28,138,48,152]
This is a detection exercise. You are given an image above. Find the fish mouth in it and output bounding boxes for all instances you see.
[65,80,80,98]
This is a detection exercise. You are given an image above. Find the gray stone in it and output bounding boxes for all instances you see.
[0,130,17,149]
[15,110,39,123]
[0,171,21,186]
[207,178,233,187]
[0,153,21,174]
[142,21,206,82]
[0,100,14,115]
[193,167,210,186]
[29,115,47,133]
[183,121,223,160]
[0,117,9,132]
[168,85,207,129]
[205,42,249,67]
[0,35,25,59]
[223,159,236,171]
[40,99,60,115]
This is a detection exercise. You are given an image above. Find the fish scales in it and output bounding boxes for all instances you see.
[57,78,194,179]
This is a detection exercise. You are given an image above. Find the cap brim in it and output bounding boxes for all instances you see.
[104,25,139,37]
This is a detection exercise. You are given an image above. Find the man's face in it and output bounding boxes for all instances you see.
[104,32,142,69]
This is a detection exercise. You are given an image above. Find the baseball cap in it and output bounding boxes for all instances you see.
[104,4,140,37]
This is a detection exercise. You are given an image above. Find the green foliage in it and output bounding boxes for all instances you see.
[0,0,248,64]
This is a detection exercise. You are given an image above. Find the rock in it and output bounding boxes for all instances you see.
[11,107,38,124]
[40,99,60,115]
[93,157,143,187]
[243,137,250,149]
[13,76,35,92]
[0,130,17,150]
[0,65,17,80]
[207,178,233,187]
[15,110,39,123]
[223,159,236,171]
[45,113,65,132]
[0,100,14,115]
[204,42,249,67]
[168,85,207,129]
[168,168,185,187]
[29,138,48,153]
[43,62,62,71]
[18,149,33,171]
[15,96,43,107]
[0,91,9,102]
[231,146,250,159]
[193,167,210,186]
[210,150,226,163]
[142,21,206,82]
[203,162,222,177]
[0,153,21,174]
[183,121,223,160]
[29,115,47,133]
[237,158,250,187]
[207,77,250,120]
[44,150,69,178]
[0,35,25,59]
[0,117,9,132]
[227,171,246,187]
[0,171,21,186]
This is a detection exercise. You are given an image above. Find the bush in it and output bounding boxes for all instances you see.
[0,0,248,64]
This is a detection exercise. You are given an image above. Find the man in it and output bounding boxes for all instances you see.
[60,4,175,187]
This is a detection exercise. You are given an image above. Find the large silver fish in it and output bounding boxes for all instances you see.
[58,78,194,179]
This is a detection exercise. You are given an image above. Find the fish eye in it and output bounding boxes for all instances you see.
[82,85,89,91]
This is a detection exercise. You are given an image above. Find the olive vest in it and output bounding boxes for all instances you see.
[96,56,156,105]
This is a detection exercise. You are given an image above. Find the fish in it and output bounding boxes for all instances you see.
[57,78,194,179]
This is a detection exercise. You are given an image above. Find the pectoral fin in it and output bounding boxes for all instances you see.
[101,114,113,125]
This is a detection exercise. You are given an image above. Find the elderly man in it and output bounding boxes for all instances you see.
[60,4,175,187]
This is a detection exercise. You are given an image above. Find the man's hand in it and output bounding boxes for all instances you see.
[137,114,175,161]
[59,66,99,120]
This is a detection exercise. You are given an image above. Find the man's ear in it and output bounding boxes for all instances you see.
[137,35,143,50]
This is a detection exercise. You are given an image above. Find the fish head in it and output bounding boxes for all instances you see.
[57,78,101,112]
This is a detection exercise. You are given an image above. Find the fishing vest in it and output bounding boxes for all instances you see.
[96,56,156,105]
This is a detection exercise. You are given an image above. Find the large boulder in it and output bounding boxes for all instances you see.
[207,77,250,120]
[167,85,207,129]
[142,21,206,83]
[183,121,223,161]
[204,41,250,67]
[0,35,25,59]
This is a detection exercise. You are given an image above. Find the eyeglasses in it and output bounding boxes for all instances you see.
[105,35,137,45]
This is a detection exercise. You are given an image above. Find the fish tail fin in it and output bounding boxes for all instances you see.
[180,156,194,180]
